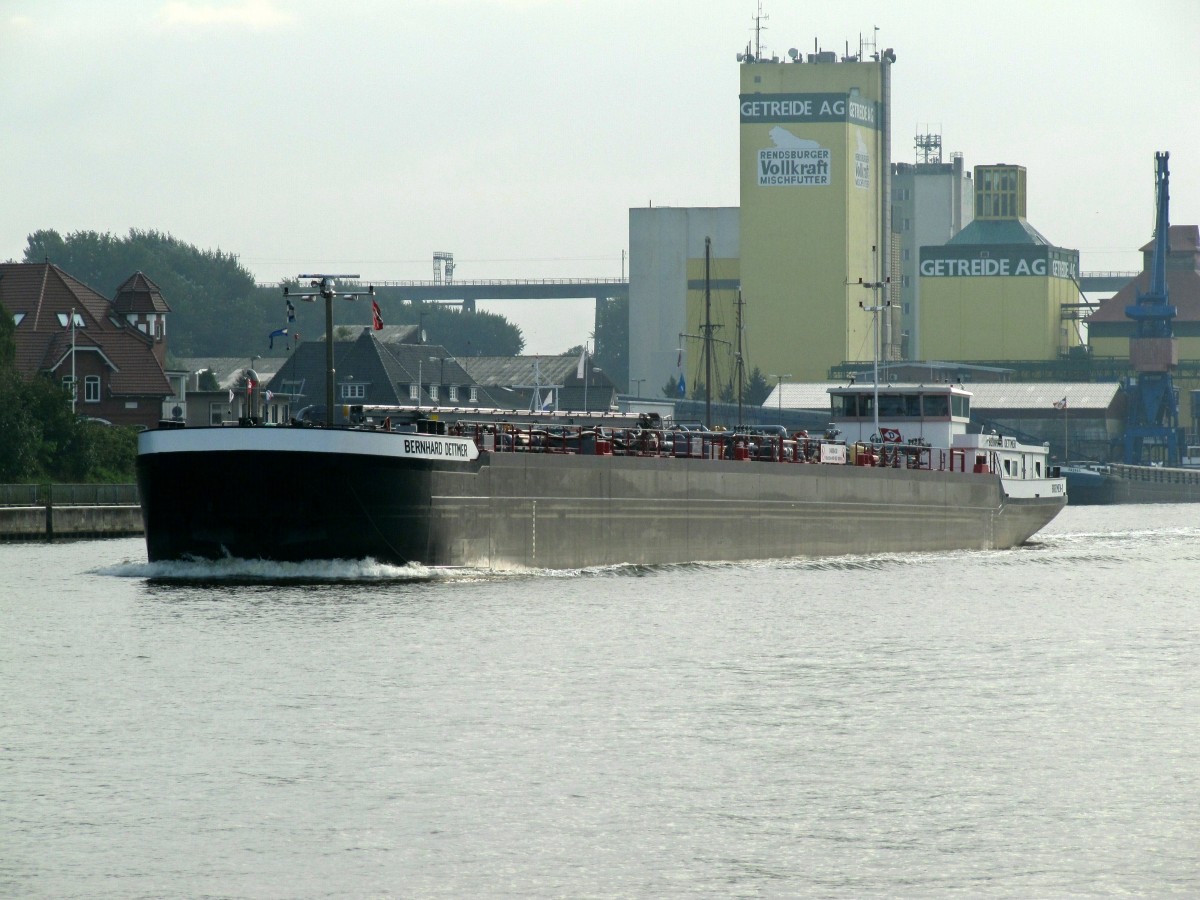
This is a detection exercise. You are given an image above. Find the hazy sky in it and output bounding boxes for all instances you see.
[4,0,1198,354]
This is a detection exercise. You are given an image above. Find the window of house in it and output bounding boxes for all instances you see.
[341,383,365,399]
[62,376,76,398]
[84,375,100,402]
[429,384,439,402]
[210,402,226,425]
[469,386,478,403]
[409,383,420,400]
[448,385,458,402]
[57,312,85,327]
[12,313,24,326]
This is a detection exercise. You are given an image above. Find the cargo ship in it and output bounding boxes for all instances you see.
[136,382,1066,569]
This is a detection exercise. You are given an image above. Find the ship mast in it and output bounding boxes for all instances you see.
[703,237,713,429]
[735,288,746,428]
[285,274,376,426]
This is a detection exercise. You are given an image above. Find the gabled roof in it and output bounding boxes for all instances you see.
[112,271,171,314]
[262,332,475,407]
[461,354,614,389]
[175,356,289,389]
[1138,223,1200,254]
[0,262,170,396]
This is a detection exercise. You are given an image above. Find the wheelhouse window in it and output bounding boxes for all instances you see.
[84,375,100,402]
[921,394,949,417]
[952,395,969,418]
[831,394,858,417]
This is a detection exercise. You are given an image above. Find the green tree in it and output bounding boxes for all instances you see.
[745,367,771,405]
[26,228,267,357]
[0,299,15,370]
[593,295,628,391]
[0,371,41,481]
[369,295,524,357]
[23,228,531,361]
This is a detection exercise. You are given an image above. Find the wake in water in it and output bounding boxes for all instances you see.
[96,555,491,584]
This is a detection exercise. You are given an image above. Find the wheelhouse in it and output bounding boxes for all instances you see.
[829,383,971,448]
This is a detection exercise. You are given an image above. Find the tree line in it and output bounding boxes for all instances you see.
[22,229,528,361]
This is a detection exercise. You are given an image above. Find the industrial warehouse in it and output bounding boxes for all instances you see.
[626,28,1199,469]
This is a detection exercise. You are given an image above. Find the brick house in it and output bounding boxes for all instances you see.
[0,262,173,428]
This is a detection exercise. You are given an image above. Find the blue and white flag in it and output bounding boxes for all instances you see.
[677,373,686,397]
[268,327,288,350]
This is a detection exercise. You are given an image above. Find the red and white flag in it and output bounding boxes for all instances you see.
[371,299,384,331]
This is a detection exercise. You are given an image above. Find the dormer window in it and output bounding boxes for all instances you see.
[55,312,84,328]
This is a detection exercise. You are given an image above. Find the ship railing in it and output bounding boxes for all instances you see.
[849,440,950,471]
[450,422,866,466]
[447,421,989,475]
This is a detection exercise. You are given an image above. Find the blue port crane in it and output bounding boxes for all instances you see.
[1122,151,1186,465]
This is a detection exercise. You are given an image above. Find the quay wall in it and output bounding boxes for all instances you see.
[0,484,142,540]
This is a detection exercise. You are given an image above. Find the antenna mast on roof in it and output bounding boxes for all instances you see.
[752,1,768,60]
[915,127,943,164]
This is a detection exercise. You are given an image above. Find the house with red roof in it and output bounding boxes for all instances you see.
[0,262,173,429]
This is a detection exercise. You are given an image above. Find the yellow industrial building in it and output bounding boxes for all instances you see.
[918,164,1083,362]
[738,50,893,382]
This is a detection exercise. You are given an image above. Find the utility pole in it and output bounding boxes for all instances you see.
[735,289,746,428]
[772,373,792,426]
[856,245,890,441]
[70,306,77,415]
